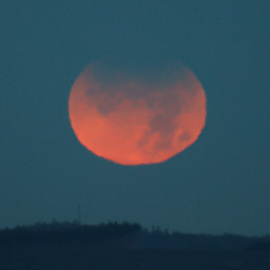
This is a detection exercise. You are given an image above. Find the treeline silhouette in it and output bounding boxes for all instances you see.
[0,221,269,252]
[0,221,141,244]
[0,221,269,270]
[141,228,269,251]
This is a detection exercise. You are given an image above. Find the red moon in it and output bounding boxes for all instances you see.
[68,65,206,165]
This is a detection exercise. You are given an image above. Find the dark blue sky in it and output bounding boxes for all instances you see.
[1,1,269,235]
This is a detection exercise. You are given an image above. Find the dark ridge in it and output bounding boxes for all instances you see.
[0,221,268,251]
[0,221,142,250]
[1,222,270,270]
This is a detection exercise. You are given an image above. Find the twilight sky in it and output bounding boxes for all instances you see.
[1,1,269,236]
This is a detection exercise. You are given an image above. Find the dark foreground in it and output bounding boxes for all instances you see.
[1,249,270,270]
[1,222,269,269]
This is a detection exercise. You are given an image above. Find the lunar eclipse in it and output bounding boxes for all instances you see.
[68,64,206,165]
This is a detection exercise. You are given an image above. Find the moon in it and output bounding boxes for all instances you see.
[68,64,206,165]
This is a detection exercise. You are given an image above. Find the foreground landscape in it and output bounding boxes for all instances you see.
[1,222,269,269]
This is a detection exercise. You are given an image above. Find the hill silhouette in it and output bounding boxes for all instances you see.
[0,221,269,269]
